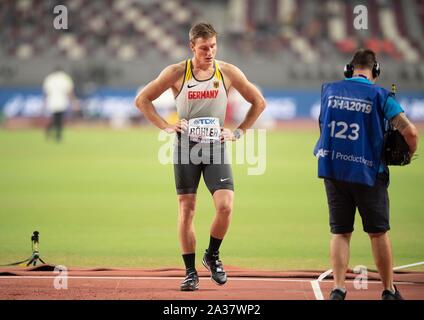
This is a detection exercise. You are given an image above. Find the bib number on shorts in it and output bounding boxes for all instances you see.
[188,117,220,143]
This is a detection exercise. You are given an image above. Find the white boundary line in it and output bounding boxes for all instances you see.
[318,269,333,281]
[310,281,324,300]
[310,261,424,300]
[0,275,417,285]
[0,276,321,282]
[1,260,422,300]
[393,261,424,271]
[310,269,332,300]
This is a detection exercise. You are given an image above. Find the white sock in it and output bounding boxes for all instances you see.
[334,287,347,293]
[388,286,396,294]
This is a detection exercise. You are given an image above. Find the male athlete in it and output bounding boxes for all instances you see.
[135,23,265,291]
[314,49,419,300]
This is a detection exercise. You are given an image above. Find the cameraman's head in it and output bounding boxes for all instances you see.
[345,49,380,83]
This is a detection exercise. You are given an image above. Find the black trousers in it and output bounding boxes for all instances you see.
[46,111,65,142]
[324,173,390,234]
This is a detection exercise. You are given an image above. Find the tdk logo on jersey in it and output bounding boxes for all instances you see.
[193,118,217,125]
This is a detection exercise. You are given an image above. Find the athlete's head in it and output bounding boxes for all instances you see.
[189,22,217,66]
[345,49,381,82]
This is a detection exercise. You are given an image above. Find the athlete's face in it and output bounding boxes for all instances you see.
[190,36,217,66]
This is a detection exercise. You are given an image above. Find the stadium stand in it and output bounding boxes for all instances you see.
[0,0,423,89]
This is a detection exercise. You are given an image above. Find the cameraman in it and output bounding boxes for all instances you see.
[314,49,419,300]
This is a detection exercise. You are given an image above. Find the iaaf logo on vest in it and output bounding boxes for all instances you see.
[193,118,217,126]
[316,148,330,158]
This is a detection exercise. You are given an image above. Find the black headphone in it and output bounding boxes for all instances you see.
[344,61,381,79]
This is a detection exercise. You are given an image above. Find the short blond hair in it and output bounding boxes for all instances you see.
[189,23,217,43]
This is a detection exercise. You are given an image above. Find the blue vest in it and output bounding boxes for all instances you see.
[314,80,390,186]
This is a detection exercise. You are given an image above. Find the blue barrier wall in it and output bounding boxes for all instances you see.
[1,87,423,121]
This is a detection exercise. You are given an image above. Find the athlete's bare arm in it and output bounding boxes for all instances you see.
[135,62,187,133]
[390,112,419,155]
[220,62,266,133]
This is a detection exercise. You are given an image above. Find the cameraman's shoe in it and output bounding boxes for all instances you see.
[180,271,199,291]
[202,250,227,285]
[329,288,346,300]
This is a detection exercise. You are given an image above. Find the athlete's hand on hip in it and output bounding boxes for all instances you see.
[164,119,188,134]
[220,128,236,142]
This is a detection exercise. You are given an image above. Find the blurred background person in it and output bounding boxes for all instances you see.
[43,66,77,142]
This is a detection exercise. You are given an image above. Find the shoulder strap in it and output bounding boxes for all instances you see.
[214,60,223,81]
[185,59,193,82]
[214,60,227,94]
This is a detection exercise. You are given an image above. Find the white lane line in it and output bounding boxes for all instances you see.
[318,269,333,282]
[311,269,332,300]
[310,261,424,300]
[0,276,311,282]
[393,261,424,271]
[310,281,324,300]
[0,275,416,286]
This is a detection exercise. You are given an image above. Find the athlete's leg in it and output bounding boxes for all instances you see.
[178,193,200,291]
[200,189,233,285]
[173,140,202,290]
[330,232,352,290]
[202,144,234,241]
[174,144,202,254]
[178,194,197,254]
[210,189,234,240]
[368,231,394,291]
[177,193,200,291]
[202,155,234,285]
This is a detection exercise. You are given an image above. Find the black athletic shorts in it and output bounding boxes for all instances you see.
[173,139,234,195]
[324,172,390,234]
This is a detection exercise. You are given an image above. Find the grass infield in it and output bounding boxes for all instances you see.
[0,127,423,270]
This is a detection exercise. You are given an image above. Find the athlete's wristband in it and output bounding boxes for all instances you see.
[233,128,243,140]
